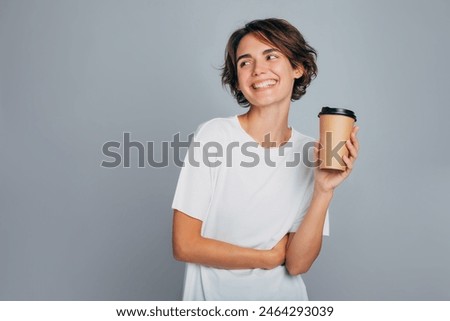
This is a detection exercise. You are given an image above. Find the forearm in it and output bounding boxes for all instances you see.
[174,236,276,270]
[172,210,283,270]
[285,189,333,275]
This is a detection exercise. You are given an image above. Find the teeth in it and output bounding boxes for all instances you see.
[252,79,276,89]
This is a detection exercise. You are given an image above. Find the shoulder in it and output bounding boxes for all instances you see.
[193,116,238,142]
[291,129,317,170]
[291,129,316,149]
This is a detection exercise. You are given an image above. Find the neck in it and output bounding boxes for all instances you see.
[239,103,292,148]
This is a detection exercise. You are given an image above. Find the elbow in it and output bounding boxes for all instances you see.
[173,236,198,262]
[172,248,183,262]
[285,260,311,276]
[285,245,322,275]
[172,241,189,262]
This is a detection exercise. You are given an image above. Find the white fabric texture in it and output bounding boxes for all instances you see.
[172,115,329,300]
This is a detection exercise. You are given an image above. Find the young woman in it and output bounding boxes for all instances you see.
[172,18,359,300]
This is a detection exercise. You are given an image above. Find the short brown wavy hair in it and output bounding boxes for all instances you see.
[221,18,318,107]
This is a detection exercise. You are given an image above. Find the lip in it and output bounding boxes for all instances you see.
[251,79,278,90]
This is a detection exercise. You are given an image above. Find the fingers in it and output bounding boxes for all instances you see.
[346,126,359,159]
[351,126,360,151]
[342,154,353,171]
[276,235,288,248]
[346,139,358,159]
[313,141,320,168]
[344,127,359,171]
[314,141,320,157]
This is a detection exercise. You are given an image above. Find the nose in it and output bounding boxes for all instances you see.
[252,59,267,77]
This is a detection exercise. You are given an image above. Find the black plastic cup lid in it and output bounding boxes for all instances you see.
[318,107,357,121]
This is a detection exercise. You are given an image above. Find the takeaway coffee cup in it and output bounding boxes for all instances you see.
[318,107,357,171]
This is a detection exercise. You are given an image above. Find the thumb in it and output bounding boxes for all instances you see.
[313,141,321,168]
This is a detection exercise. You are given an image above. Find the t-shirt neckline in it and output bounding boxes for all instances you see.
[233,114,296,150]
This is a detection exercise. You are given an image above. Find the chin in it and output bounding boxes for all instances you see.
[247,97,287,108]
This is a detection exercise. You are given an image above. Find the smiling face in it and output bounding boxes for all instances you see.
[236,33,303,109]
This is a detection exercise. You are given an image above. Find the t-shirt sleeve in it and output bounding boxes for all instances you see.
[171,123,213,222]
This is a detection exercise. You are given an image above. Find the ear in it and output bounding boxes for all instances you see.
[294,66,304,79]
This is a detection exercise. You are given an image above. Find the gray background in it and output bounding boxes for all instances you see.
[1,0,449,300]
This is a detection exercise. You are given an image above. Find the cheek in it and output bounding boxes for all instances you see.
[280,64,296,77]
[237,69,248,81]
[237,72,251,90]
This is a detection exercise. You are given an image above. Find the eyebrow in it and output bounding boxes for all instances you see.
[236,48,280,64]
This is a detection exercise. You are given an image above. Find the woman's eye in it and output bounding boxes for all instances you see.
[240,61,250,67]
[267,54,278,60]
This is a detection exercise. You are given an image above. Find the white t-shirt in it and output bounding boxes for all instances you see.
[172,115,329,300]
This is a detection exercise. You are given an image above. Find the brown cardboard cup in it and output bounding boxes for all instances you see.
[318,107,357,171]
